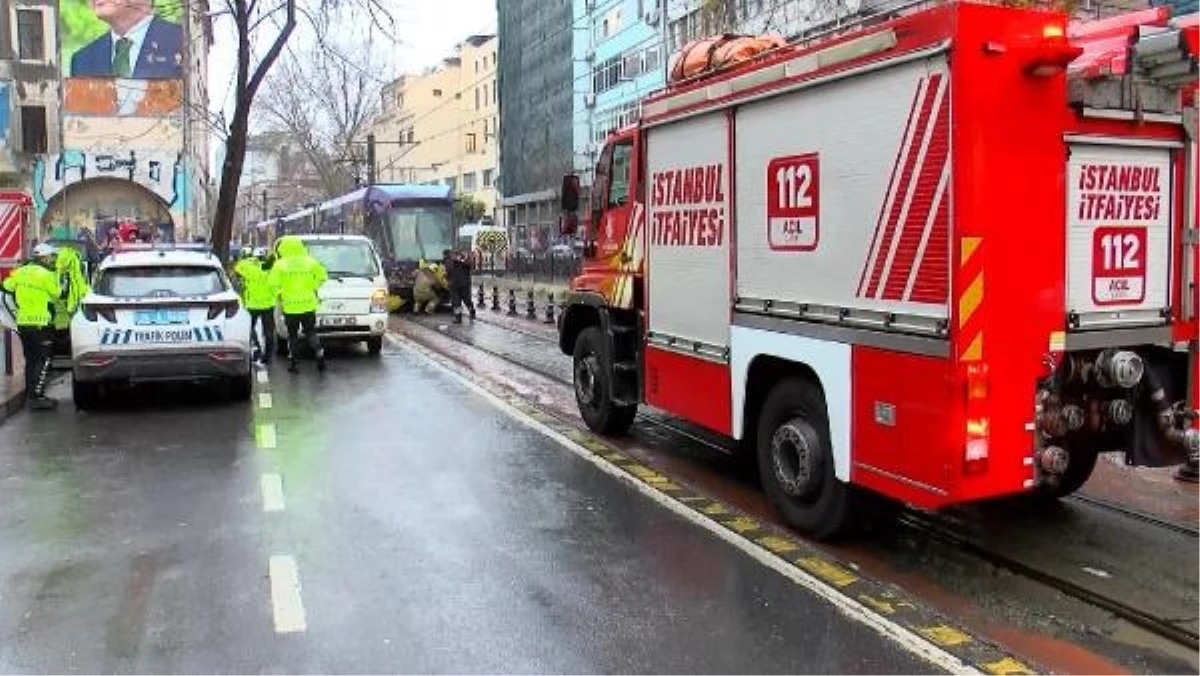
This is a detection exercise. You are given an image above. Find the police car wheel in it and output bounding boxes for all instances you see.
[756,378,858,541]
[366,336,383,355]
[72,379,102,410]
[229,375,252,402]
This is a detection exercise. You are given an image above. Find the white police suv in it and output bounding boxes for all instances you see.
[69,244,253,408]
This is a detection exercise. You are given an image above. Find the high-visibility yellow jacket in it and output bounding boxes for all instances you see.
[53,247,89,329]
[2,262,62,328]
[267,237,327,315]
[234,257,275,311]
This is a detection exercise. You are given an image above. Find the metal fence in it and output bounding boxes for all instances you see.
[493,251,582,286]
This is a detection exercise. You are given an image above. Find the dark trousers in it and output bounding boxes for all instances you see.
[249,309,276,360]
[17,326,53,399]
[450,283,475,317]
[284,312,321,360]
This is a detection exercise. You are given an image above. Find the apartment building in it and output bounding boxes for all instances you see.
[0,0,61,181]
[367,35,499,215]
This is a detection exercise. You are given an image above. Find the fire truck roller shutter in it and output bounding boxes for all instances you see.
[734,55,952,318]
[643,102,735,435]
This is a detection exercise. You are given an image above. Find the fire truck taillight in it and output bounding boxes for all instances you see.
[1024,24,1084,77]
[964,363,990,475]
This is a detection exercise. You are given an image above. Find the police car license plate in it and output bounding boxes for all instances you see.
[318,315,355,327]
[136,308,190,326]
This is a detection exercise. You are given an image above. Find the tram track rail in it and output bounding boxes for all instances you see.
[399,313,1200,653]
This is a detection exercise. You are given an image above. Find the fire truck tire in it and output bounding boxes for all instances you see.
[573,327,637,435]
[1037,444,1098,499]
[757,379,856,540]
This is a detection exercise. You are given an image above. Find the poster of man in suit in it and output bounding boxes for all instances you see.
[59,0,185,114]
[63,0,183,79]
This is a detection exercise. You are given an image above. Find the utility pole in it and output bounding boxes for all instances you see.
[366,134,377,185]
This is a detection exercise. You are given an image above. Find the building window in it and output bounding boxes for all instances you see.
[16,8,46,61]
[475,87,481,110]
[432,88,443,97]
[492,86,497,105]
[20,106,48,154]
[466,133,478,153]
[483,168,494,187]
[462,172,477,191]
[406,129,415,144]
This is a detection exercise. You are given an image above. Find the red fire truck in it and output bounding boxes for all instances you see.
[556,0,1199,538]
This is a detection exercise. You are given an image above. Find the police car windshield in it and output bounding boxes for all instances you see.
[302,240,380,279]
[96,266,226,298]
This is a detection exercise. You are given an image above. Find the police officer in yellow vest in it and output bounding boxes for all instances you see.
[234,247,276,365]
[1,244,64,410]
[268,236,328,373]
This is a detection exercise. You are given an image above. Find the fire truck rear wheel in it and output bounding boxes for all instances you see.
[757,378,855,540]
[1036,442,1098,499]
[573,327,636,435]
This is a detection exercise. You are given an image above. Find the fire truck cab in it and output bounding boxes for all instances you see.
[557,0,1199,539]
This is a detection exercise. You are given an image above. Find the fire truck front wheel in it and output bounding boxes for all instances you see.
[757,379,856,540]
[572,327,636,435]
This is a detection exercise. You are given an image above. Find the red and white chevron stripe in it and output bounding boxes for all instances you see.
[857,72,951,305]
[0,204,22,264]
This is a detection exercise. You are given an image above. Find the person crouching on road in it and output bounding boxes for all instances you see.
[412,259,442,315]
[235,247,276,365]
[445,248,475,324]
[268,236,327,373]
[1,244,64,410]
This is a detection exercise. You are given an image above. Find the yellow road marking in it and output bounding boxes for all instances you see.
[757,536,800,554]
[724,516,760,534]
[980,657,1036,675]
[795,556,858,587]
[858,594,896,615]
[918,625,973,647]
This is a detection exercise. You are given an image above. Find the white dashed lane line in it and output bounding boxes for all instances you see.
[260,473,286,512]
[268,555,308,633]
[257,424,277,449]
[258,392,273,409]
[256,369,270,384]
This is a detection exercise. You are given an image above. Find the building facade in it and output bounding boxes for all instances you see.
[0,0,61,183]
[573,0,666,187]
[496,0,574,251]
[366,35,499,215]
[29,0,212,242]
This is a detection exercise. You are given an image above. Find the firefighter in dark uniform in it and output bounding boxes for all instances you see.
[445,248,475,324]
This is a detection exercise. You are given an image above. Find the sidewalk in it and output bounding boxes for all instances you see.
[0,329,24,423]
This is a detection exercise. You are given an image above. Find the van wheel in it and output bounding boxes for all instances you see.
[757,378,857,540]
[573,327,636,435]
[366,336,383,355]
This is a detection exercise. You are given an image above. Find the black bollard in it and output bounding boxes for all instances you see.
[491,286,500,311]
[544,291,556,324]
[526,289,537,319]
[507,288,518,315]
[477,283,485,307]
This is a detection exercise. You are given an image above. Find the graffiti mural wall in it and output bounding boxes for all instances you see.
[32,150,189,239]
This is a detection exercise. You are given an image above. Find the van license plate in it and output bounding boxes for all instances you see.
[319,316,354,327]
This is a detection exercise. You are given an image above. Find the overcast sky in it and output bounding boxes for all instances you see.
[207,0,497,147]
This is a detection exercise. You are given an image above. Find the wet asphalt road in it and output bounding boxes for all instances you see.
[0,343,936,674]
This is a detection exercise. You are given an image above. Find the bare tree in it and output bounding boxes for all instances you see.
[209,0,393,261]
[258,30,387,197]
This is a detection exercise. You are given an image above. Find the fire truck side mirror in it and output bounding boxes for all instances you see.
[559,212,578,236]
[560,174,581,213]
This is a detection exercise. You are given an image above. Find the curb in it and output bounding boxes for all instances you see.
[1,385,24,425]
